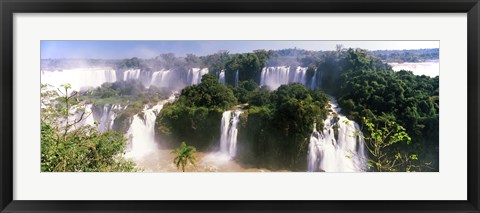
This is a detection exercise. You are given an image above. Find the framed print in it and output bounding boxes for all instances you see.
[1,0,479,212]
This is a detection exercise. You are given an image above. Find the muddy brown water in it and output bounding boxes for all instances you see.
[129,149,289,172]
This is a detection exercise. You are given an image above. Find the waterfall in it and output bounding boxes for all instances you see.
[218,70,225,84]
[96,104,122,132]
[124,95,176,160]
[124,106,159,159]
[260,66,308,90]
[42,67,211,92]
[150,69,176,88]
[123,69,141,81]
[41,68,117,92]
[219,110,243,158]
[187,68,209,85]
[49,102,97,132]
[70,103,126,132]
[80,104,95,127]
[308,99,366,172]
[234,70,239,87]
[150,68,208,88]
[310,70,317,89]
[148,67,209,88]
[124,69,154,87]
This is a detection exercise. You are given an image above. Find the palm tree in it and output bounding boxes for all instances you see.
[171,142,197,172]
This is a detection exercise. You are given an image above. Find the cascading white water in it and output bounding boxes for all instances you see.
[82,104,95,126]
[70,104,96,129]
[124,107,158,160]
[234,70,239,87]
[42,67,211,92]
[310,70,317,89]
[124,95,176,160]
[41,68,117,92]
[150,69,176,88]
[96,104,122,132]
[124,69,155,87]
[308,99,366,172]
[218,70,225,84]
[69,103,127,133]
[149,68,208,89]
[219,110,243,158]
[187,68,209,85]
[123,69,141,81]
[260,66,308,90]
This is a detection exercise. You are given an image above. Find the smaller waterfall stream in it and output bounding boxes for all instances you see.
[124,95,176,160]
[96,104,122,132]
[218,70,225,84]
[219,110,243,158]
[308,99,366,172]
[309,70,317,89]
[200,109,243,170]
[187,68,209,85]
[123,69,141,81]
[150,69,174,88]
[234,70,239,87]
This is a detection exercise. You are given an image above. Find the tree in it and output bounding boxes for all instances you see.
[253,49,270,67]
[41,83,136,172]
[185,54,201,67]
[361,117,421,172]
[335,44,344,53]
[224,53,262,85]
[117,57,143,70]
[180,74,237,110]
[171,142,197,172]
[234,80,259,103]
[157,74,235,150]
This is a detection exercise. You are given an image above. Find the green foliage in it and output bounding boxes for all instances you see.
[200,50,230,72]
[41,84,136,172]
[361,117,426,172]
[84,81,170,104]
[236,84,329,170]
[318,49,391,94]
[157,104,223,149]
[116,57,144,70]
[224,53,265,86]
[80,81,170,132]
[179,74,237,110]
[156,74,235,149]
[248,87,272,106]
[337,69,439,171]
[234,80,260,103]
[171,142,197,172]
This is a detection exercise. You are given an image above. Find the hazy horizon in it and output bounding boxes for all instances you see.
[41,40,439,60]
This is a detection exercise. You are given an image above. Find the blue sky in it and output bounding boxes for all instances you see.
[41,40,439,59]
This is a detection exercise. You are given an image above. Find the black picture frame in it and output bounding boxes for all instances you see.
[1,0,479,212]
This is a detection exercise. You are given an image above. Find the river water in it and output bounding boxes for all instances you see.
[389,61,439,77]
